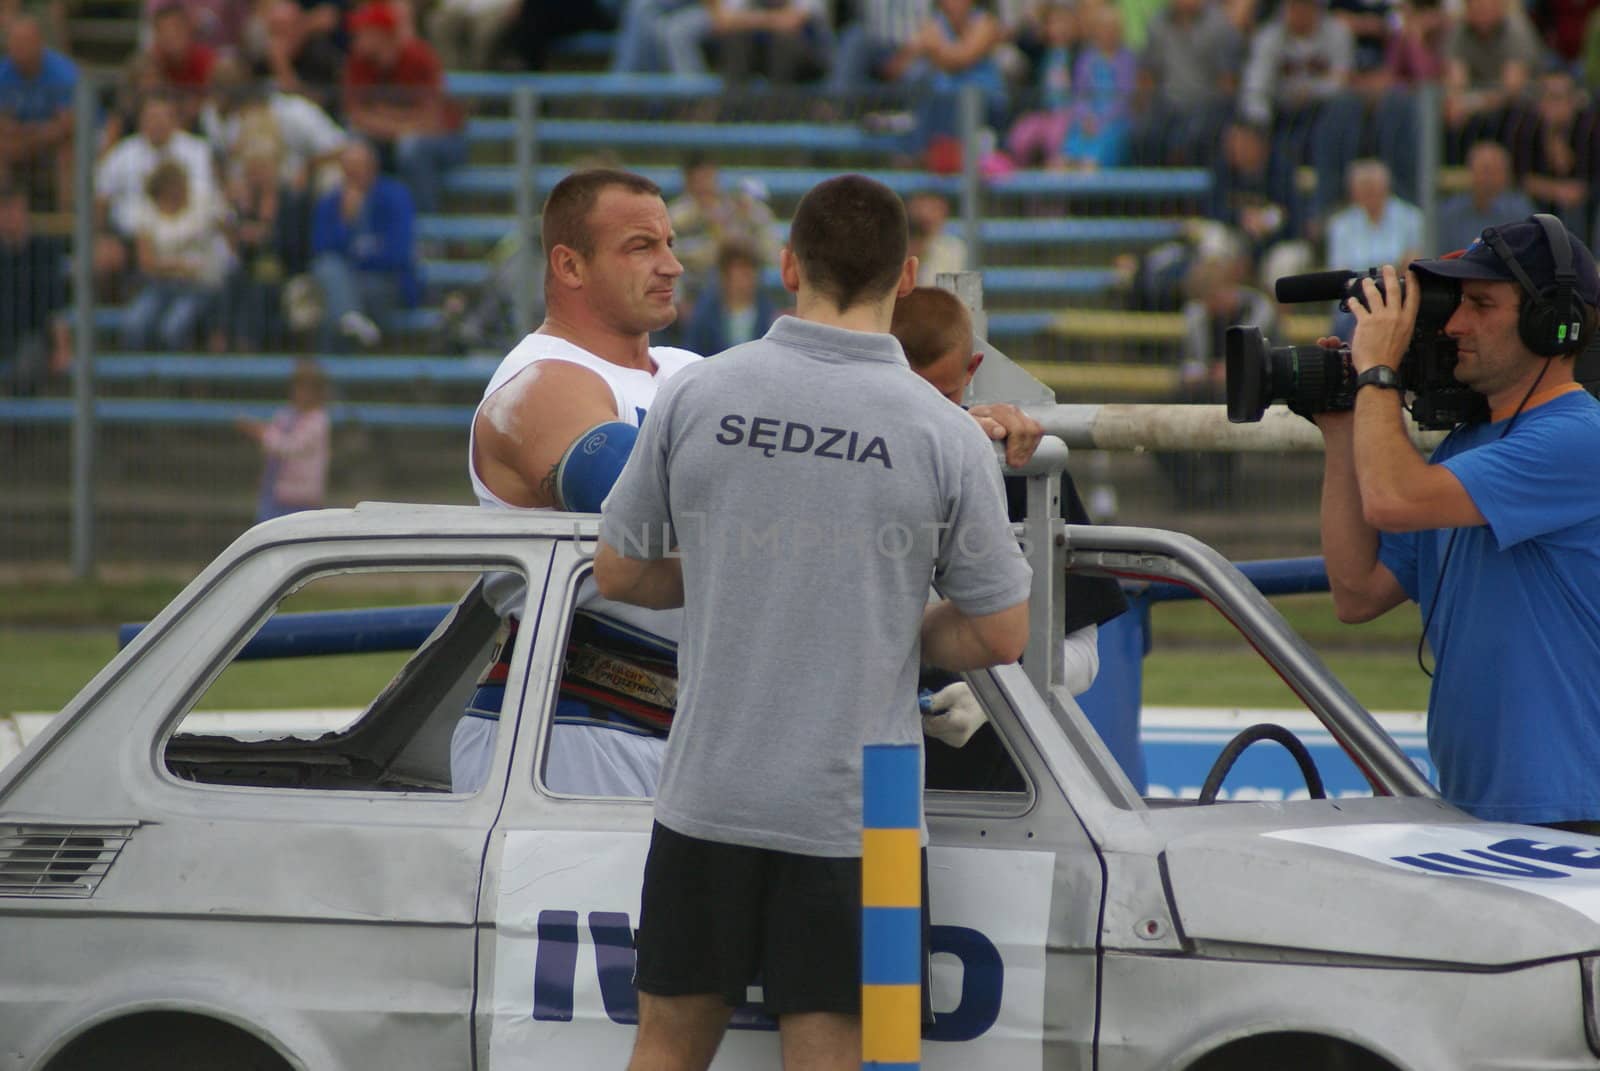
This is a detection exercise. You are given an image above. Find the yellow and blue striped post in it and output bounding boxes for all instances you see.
[862,742,921,1070]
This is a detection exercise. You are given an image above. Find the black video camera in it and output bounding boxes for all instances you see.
[1224,267,1489,430]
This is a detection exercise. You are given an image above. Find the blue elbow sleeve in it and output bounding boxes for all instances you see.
[556,421,639,513]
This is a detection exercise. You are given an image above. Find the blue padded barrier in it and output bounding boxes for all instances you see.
[118,604,454,658]
[1145,557,1330,601]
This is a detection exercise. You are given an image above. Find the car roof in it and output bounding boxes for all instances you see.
[229,502,600,550]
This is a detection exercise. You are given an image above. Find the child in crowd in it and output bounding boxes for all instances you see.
[237,359,332,523]
[1004,3,1078,167]
[122,160,231,351]
[1060,3,1135,169]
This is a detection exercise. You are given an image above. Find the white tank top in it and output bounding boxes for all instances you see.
[470,332,702,626]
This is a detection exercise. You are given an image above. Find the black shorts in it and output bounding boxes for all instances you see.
[633,821,931,1019]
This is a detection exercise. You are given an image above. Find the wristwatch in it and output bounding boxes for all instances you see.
[1355,366,1402,394]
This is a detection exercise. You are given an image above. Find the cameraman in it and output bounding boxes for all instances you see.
[1314,217,1600,832]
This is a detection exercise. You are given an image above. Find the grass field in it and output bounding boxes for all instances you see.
[0,581,1434,716]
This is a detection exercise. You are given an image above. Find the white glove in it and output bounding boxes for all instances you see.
[1062,624,1100,696]
[921,682,988,748]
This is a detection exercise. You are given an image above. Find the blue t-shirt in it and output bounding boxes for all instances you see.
[0,49,77,124]
[1379,390,1600,823]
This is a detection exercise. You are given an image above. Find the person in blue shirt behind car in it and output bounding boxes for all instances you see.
[1313,214,1600,833]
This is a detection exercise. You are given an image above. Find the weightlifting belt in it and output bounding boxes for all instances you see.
[558,611,677,734]
[470,611,678,736]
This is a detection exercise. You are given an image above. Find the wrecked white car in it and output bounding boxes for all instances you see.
[4,469,1600,1069]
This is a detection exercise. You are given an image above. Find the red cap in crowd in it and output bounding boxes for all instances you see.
[347,2,400,34]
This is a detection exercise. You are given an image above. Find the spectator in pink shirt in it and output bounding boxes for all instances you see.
[238,359,332,522]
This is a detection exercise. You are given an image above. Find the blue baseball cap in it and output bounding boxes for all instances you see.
[1412,216,1600,307]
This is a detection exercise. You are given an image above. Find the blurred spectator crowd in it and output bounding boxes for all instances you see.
[0,0,1598,388]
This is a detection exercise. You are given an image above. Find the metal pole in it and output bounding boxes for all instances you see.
[70,75,96,578]
[1021,402,1446,453]
[936,270,986,353]
[957,85,982,272]
[1022,470,1064,697]
[1416,81,1440,257]
[513,86,540,335]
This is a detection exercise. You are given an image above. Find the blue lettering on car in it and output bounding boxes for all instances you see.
[530,911,1004,1039]
[1391,838,1600,879]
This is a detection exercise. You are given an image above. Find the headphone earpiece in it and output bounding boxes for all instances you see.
[1483,214,1586,358]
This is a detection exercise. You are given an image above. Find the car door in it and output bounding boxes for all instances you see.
[477,539,1105,1070]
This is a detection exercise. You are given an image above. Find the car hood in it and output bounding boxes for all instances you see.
[1164,821,1600,966]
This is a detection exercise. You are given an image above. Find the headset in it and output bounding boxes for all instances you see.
[1481,213,1587,358]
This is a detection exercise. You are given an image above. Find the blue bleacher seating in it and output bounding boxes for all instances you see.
[0,396,473,429]
[416,213,1187,248]
[465,117,903,154]
[443,163,1210,202]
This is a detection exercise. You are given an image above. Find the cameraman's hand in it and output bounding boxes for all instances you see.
[1349,265,1418,375]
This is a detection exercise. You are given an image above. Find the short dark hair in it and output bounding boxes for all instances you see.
[787,174,908,311]
[891,286,972,371]
[541,168,663,259]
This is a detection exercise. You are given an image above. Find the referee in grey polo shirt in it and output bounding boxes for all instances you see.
[595,173,1032,1071]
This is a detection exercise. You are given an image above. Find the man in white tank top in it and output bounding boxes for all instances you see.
[452,168,702,797]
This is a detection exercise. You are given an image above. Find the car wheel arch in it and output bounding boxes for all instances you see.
[1178,1029,1404,1071]
[38,1009,301,1071]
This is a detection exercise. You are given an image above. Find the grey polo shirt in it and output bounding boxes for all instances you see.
[600,315,1032,856]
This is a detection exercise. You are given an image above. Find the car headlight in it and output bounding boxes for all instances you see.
[1582,954,1600,1058]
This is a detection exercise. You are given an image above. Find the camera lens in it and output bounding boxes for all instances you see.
[1225,326,1353,421]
